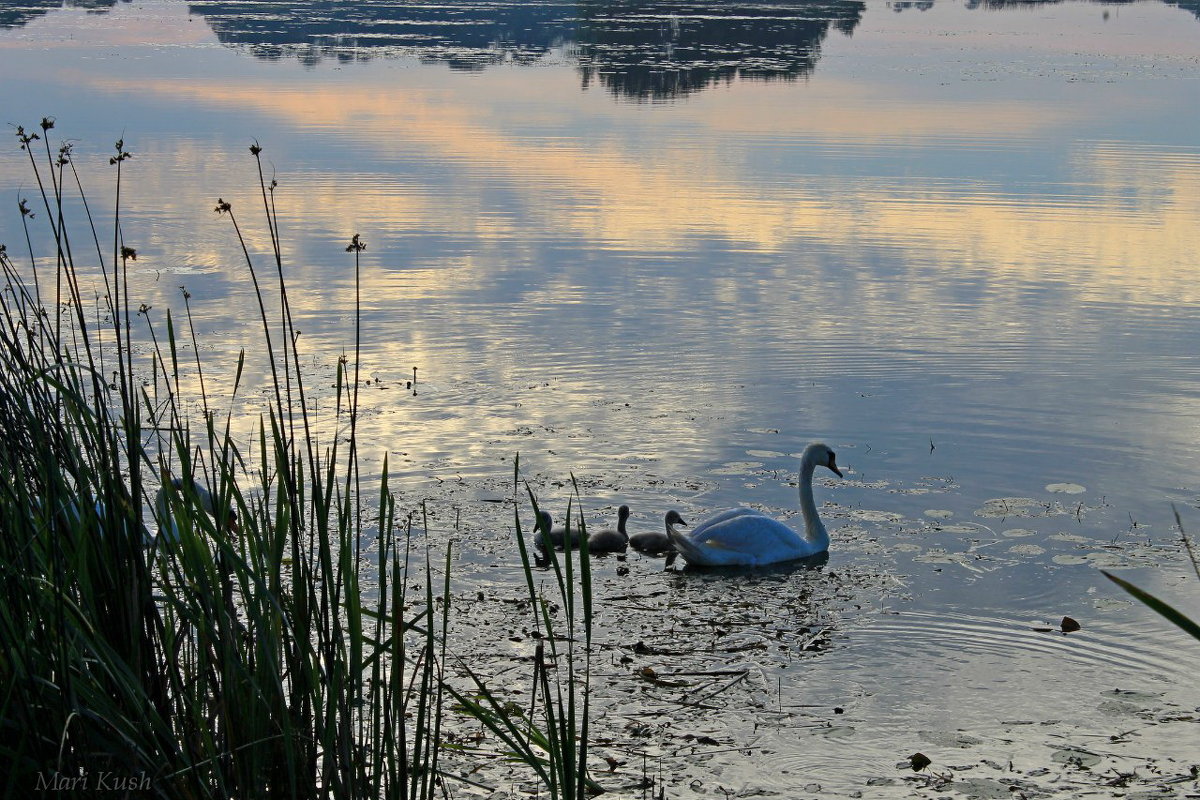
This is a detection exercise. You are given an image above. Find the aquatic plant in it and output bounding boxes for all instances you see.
[0,124,579,798]
[1103,508,1200,644]
[447,469,602,798]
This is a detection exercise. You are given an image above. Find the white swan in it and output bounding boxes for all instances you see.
[36,494,150,543]
[532,509,584,551]
[153,477,238,544]
[587,504,630,553]
[36,477,236,546]
[630,509,686,555]
[667,442,842,567]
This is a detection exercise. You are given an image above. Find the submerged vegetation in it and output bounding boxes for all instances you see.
[0,121,596,798]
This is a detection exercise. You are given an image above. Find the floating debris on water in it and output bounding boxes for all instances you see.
[1002,528,1036,537]
[974,497,1052,518]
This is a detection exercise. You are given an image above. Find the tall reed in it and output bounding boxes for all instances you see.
[1103,507,1200,644]
[446,466,603,798]
[0,124,448,798]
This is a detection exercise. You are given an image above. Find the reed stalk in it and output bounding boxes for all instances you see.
[445,460,603,798]
[0,129,460,799]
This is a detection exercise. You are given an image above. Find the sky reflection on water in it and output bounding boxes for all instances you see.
[2,0,1200,794]
[3,0,1199,562]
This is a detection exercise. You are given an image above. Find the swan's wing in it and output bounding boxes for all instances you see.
[689,507,769,540]
[667,514,807,566]
[693,515,805,556]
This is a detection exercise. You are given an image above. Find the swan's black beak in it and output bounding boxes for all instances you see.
[828,456,843,478]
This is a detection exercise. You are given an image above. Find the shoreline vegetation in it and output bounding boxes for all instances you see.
[0,121,598,798]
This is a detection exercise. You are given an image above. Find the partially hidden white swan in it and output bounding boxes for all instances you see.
[667,442,842,567]
[630,509,687,555]
[587,504,631,553]
[153,476,239,544]
[37,475,236,546]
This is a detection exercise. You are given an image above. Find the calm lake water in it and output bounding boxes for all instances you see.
[2,0,1199,796]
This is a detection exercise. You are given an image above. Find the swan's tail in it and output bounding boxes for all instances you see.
[666,525,707,567]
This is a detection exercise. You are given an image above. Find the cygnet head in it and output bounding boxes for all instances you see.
[804,442,842,478]
[616,504,630,529]
[665,509,687,528]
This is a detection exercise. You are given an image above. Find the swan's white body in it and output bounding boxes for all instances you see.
[533,510,584,550]
[588,505,630,553]
[630,509,687,555]
[667,442,841,567]
[37,477,234,546]
[153,478,237,544]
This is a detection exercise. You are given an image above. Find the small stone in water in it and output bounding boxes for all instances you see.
[906,753,932,772]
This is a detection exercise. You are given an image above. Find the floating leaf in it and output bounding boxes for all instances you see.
[1050,747,1102,767]
[975,497,1046,517]
[1045,482,1086,494]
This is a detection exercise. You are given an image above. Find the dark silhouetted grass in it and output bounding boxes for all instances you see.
[0,123,595,798]
[1103,507,1200,644]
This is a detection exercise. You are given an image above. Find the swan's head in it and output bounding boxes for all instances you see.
[665,509,687,528]
[617,505,630,521]
[805,442,842,478]
[534,510,553,533]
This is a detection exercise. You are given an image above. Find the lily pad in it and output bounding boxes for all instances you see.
[974,497,1047,518]
[918,730,983,748]
[713,461,762,475]
[924,509,954,519]
[951,778,1011,799]
[936,524,981,534]
[1050,747,1102,767]
[1045,482,1086,494]
[852,509,904,523]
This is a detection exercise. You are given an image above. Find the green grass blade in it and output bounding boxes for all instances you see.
[1102,570,1200,643]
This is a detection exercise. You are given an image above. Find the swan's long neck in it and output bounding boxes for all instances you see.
[798,458,828,546]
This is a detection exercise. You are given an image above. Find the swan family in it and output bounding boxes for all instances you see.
[532,442,841,568]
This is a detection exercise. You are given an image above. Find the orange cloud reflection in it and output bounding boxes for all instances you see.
[77,71,1200,304]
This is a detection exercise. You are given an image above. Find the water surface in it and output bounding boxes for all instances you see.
[2,0,1198,795]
